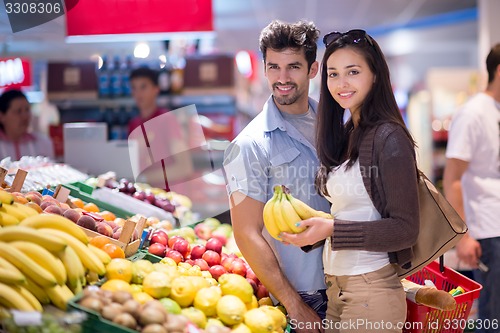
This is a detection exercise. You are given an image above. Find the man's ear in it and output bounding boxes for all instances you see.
[308,61,319,79]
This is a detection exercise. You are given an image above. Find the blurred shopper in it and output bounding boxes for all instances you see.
[0,89,54,160]
[443,43,500,331]
[223,20,329,332]
[128,67,168,135]
[281,30,419,333]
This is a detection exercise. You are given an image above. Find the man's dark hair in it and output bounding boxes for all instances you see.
[486,43,500,84]
[259,20,319,71]
[129,66,159,86]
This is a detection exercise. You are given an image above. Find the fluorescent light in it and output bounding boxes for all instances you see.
[65,31,216,43]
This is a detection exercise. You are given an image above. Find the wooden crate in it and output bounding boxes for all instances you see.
[80,216,146,257]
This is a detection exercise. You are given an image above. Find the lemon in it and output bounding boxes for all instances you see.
[188,266,202,277]
[257,297,273,307]
[201,271,213,279]
[133,291,154,304]
[130,284,143,294]
[178,262,192,270]
[153,263,179,277]
[160,257,178,267]
[206,318,225,328]
[232,323,252,333]
[216,295,246,326]
[181,307,207,328]
[206,278,218,287]
[159,297,182,314]
[185,276,210,293]
[259,305,287,329]
[244,308,275,333]
[142,271,173,299]
[194,287,222,317]
[245,295,258,311]
[170,277,197,307]
[100,279,132,293]
[132,260,155,284]
[219,274,254,303]
[106,258,133,283]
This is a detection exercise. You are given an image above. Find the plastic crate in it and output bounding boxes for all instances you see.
[404,261,482,333]
[62,182,134,219]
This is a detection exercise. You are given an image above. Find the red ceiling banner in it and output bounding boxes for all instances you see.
[0,57,32,89]
[65,0,213,40]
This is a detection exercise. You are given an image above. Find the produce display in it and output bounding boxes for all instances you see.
[0,183,285,333]
[263,185,332,240]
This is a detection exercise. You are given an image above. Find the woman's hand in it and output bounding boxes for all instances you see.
[280,217,334,247]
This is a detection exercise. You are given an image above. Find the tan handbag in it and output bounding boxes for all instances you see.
[396,171,468,278]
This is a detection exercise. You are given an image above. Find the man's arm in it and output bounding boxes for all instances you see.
[443,158,481,268]
[229,191,323,333]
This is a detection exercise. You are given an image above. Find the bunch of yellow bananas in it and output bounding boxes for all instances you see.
[0,189,39,226]
[263,185,332,241]
[0,214,111,312]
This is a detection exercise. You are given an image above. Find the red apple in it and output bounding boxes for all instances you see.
[194,259,210,271]
[172,239,190,258]
[166,250,183,264]
[185,259,195,266]
[168,236,183,248]
[227,253,238,259]
[148,243,166,257]
[246,278,258,294]
[220,253,228,261]
[211,233,227,246]
[246,268,259,284]
[221,257,235,272]
[256,283,269,299]
[208,265,227,280]
[194,223,212,240]
[206,238,223,255]
[202,250,221,267]
[190,245,206,260]
[230,260,247,277]
[150,232,168,246]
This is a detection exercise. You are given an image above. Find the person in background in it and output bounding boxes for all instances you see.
[443,43,500,332]
[128,67,167,135]
[0,89,54,160]
[223,20,329,333]
[281,30,419,333]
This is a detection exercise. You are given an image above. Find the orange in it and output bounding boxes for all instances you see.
[71,198,85,209]
[83,202,100,213]
[100,279,133,293]
[89,235,112,249]
[106,258,133,283]
[102,243,125,259]
[100,211,116,221]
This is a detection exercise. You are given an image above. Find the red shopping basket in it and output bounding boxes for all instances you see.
[404,260,482,333]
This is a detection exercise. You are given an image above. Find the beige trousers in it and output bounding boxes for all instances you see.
[324,264,407,333]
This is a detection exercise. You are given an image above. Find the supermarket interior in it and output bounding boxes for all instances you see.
[0,0,499,332]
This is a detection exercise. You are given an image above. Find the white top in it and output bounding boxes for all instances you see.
[445,93,500,240]
[323,159,389,276]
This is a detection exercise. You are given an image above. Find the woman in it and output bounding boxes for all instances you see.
[281,30,419,332]
[0,89,54,160]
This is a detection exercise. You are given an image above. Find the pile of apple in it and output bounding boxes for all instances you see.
[106,178,176,213]
[147,228,269,300]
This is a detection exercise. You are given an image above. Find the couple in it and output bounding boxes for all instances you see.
[223,20,419,333]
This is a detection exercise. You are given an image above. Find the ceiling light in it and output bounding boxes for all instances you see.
[134,43,150,59]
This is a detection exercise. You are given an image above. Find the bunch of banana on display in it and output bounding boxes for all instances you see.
[0,190,39,227]
[0,214,110,312]
[263,185,332,240]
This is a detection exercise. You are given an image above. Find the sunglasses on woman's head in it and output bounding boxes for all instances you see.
[323,29,374,48]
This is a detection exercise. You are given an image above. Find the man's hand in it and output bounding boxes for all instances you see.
[455,234,481,268]
[280,217,333,247]
[287,299,324,333]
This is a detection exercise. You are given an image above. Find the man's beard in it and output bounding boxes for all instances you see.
[273,84,300,105]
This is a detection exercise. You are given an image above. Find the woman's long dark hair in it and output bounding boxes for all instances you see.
[315,32,416,195]
[0,89,28,131]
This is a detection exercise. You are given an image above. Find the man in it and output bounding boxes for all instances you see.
[443,43,500,331]
[223,20,329,333]
[128,67,167,135]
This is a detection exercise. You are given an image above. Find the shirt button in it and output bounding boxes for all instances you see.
[232,176,236,180]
